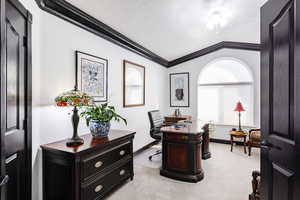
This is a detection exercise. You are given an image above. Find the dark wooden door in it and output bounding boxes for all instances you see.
[0,0,31,200]
[261,0,300,199]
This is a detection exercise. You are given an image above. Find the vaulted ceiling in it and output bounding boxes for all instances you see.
[66,0,267,60]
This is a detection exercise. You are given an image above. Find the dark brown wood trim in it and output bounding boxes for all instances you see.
[210,138,244,146]
[123,60,145,107]
[0,0,7,198]
[168,41,262,67]
[25,10,33,200]
[169,72,190,107]
[133,140,159,157]
[35,0,169,67]
[210,138,231,144]
[7,0,28,17]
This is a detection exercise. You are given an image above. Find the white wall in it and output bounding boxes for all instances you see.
[12,1,260,199]
[166,49,260,140]
[18,1,168,200]
[39,12,168,151]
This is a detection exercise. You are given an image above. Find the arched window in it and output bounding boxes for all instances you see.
[198,58,254,126]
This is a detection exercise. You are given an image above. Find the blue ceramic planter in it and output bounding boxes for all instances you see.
[89,120,111,138]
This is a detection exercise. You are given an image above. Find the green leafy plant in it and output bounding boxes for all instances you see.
[80,103,127,126]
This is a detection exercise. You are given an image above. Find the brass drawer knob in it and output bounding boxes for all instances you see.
[120,169,126,176]
[94,185,103,193]
[94,161,103,168]
[119,150,125,156]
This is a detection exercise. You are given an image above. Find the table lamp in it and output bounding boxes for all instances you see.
[234,101,245,131]
[55,88,94,146]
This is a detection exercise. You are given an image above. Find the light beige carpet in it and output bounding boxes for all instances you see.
[107,143,260,200]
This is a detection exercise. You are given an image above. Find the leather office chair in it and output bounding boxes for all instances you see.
[148,110,165,161]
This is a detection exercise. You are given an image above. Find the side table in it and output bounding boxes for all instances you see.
[229,130,248,154]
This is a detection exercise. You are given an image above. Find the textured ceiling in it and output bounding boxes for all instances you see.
[66,0,267,60]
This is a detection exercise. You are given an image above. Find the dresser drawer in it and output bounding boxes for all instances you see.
[82,161,132,200]
[81,142,131,180]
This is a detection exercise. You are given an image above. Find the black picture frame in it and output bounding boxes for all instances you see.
[170,72,190,107]
[76,51,108,102]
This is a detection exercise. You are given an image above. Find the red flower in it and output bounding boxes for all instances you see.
[57,101,67,106]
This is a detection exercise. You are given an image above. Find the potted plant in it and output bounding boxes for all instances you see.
[80,103,127,138]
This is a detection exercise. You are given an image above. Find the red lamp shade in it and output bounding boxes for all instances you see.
[234,102,245,112]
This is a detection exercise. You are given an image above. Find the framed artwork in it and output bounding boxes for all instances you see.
[76,51,108,102]
[170,72,190,107]
[123,60,145,107]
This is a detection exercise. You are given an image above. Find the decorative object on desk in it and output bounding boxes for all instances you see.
[170,72,189,107]
[123,60,145,107]
[174,108,181,116]
[81,103,127,138]
[234,101,245,131]
[76,51,108,102]
[55,88,94,146]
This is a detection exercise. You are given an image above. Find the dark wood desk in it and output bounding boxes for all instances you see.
[160,120,210,183]
[164,115,192,124]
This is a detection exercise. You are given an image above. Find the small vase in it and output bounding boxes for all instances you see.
[89,120,111,138]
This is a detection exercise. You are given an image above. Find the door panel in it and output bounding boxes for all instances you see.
[261,0,300,199]
[271,3,292,137]
[6,19,20,132]
[4,1,25,200]
[0,0,31,199]
[271,1,294,139]
[272,163,294,200]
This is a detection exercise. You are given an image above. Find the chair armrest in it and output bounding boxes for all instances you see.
[249,129,261,133]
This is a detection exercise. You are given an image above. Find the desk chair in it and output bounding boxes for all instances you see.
[148,110,165,161]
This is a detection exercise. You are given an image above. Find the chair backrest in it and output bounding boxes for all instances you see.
[148,110,164,130]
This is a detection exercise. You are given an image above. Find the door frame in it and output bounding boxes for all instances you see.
[0,0,32,199]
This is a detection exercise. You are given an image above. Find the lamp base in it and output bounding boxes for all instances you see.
[66,136,84,147]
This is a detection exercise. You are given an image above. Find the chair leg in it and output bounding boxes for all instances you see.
[230,135,233,152]
[244,137,247,154]
[248,145,252,156]
[149,150,162,161]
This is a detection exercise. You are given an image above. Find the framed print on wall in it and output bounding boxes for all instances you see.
[170,72,190,107]
[76,51,108,102]
[123,60,145,107]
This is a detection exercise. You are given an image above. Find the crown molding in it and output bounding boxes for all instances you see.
[168,41,261,67]
[35,0,169,67]
[35,0,261,68]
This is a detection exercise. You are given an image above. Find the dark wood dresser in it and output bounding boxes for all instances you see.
[41,130,135,200]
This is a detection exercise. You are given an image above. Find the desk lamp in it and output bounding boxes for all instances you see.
[55,88,93,146]
[234,101,245,132]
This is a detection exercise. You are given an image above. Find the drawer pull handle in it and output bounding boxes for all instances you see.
[94,185,103,193]
[94,161,103,168]
[120,150,125,156]
[120,169,126,176]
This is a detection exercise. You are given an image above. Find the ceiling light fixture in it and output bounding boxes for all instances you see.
[207,10,227,33]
